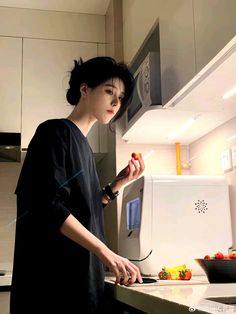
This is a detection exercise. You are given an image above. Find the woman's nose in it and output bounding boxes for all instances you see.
[111,96,120,107]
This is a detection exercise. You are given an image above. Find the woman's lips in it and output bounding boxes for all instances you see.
[107,110,114,115]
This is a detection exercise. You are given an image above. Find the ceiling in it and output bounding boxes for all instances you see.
[0,0,110,15]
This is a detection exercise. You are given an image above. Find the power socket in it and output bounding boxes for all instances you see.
[231,145,236,168]
[221,149,232,172]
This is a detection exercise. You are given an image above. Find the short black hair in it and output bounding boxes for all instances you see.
[66,56,134,122]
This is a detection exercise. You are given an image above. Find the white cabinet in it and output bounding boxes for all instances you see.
[159,0,195,105]
[193,0,236,72]
[22,38,106,152]
[0,37,22,132]
[160,0,236,105]
[0,291,10,314]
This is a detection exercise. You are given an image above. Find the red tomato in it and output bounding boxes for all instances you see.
[131,152,141,160]
[229,253,236,259]
[179,269,192,280]
[158,270,171,280]
[204,255,211,260]
[214,252,224,259]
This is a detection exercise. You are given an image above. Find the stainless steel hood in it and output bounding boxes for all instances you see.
[122,35,236,145]
[0,133,21,162]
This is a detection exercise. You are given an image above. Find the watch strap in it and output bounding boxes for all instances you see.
[103,184,119,200]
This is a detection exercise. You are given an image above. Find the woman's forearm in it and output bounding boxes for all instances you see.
[60,214,107,255]
[60,213,142,285]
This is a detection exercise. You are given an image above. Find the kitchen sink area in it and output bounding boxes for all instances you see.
[206,297,236,310]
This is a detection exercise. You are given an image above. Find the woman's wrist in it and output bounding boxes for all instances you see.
[101,183,120,206]
[103,183,119,199]
[110,181,121,194]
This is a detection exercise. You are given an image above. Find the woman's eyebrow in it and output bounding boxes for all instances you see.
[104,83,125,96]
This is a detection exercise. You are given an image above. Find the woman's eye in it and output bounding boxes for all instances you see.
[106,89,113,95]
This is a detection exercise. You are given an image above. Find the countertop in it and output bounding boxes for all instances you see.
[105,274,236,313]
[2,272,236,312]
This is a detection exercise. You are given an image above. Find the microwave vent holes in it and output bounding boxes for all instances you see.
[195,200,208,213]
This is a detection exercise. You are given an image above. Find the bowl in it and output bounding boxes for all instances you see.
[195,258,236,283]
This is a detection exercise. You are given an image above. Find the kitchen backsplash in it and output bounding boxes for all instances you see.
[190,115,236,247]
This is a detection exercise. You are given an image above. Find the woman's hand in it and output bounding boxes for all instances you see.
[97,246,143,285]
[61,215,142,285]
[111,155,145,192]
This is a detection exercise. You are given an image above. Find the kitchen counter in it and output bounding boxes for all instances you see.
[105,275,236,313]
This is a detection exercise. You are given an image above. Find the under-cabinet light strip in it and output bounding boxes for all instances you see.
[167,115,200,140]
[223,86,236,99]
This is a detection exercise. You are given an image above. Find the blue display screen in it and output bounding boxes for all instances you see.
[126,198,141,230]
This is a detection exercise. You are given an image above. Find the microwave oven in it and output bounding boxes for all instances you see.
[124,51,162,134]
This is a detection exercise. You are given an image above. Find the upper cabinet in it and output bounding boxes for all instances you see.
[193,0,236,72]
[159,0,195,105]
[0,7,107,156]
[0,37,22,133]
[123,35,236,145]
[161,0,236,105]
[22,38,102,150]
[123,0,236,106]
[121,0,236,145]
[0,37,107,156]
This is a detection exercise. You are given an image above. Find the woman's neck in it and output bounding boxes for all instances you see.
[67,105,96,136]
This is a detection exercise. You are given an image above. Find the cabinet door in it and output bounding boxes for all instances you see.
[22,39,98,149]
[0,291,10,314]
[159,0,195,105]
[194,0,236,72]
[0,37,22,132]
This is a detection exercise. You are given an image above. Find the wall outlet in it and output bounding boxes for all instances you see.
[231,145,236,168]
[221,149,232,172]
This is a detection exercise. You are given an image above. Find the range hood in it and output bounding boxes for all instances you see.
[122,36,236,145]
[0,132,21,162]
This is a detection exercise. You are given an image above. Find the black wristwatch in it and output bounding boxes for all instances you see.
[103,184,119,200]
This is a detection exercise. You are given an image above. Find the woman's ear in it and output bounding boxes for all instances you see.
[80,83,89,97]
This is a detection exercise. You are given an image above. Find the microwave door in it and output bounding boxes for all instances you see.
[127,74,143,122]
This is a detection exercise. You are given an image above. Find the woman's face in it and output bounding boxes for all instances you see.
[85,77,125,124]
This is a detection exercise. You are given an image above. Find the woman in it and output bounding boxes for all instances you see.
[10,56,145,314]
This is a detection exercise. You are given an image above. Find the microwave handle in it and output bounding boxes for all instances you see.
[136,73,145,106]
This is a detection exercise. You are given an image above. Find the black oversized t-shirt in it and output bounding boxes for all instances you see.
[10,119,105,314]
